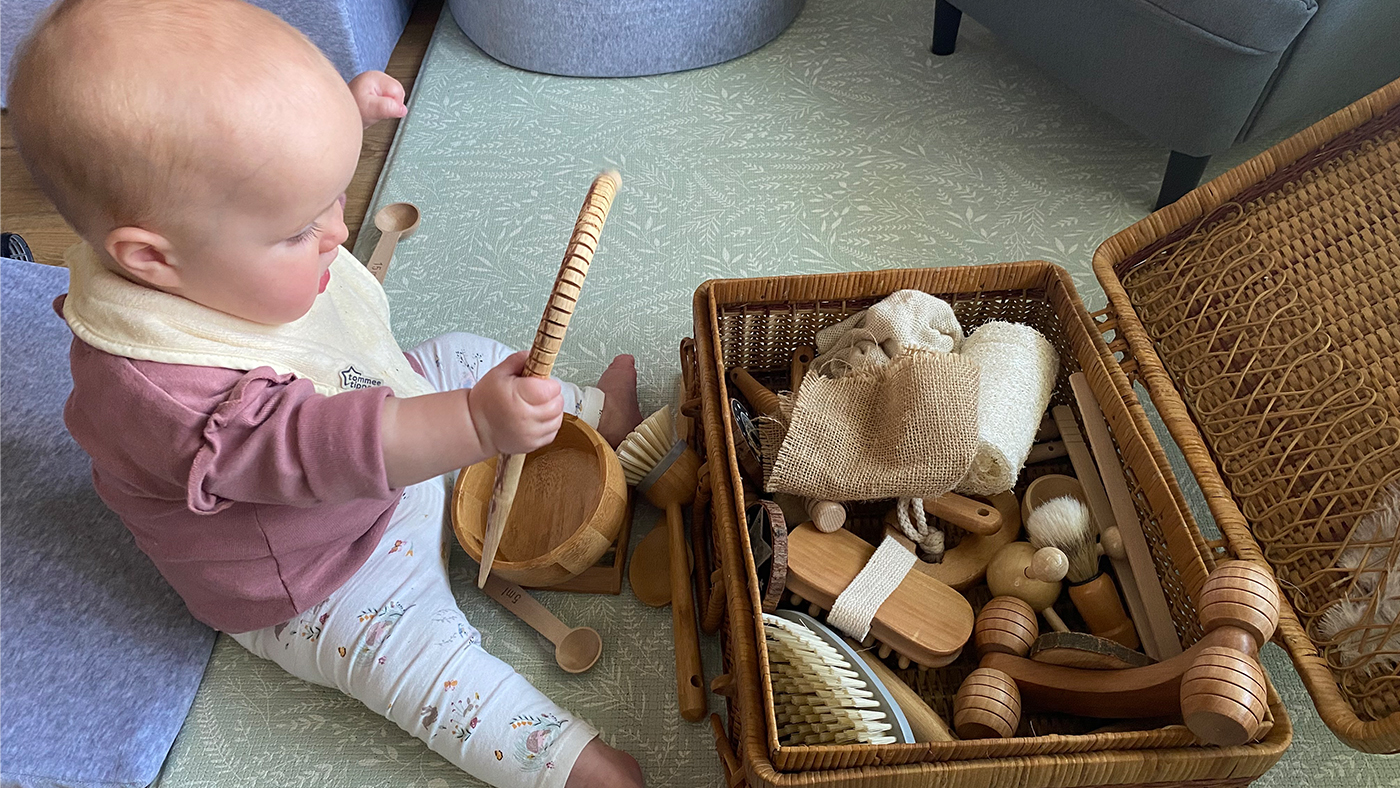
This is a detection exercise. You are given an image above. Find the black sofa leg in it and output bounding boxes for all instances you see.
[931,0,962,56]
[1154,151,1211,210]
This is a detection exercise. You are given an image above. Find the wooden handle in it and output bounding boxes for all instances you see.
[668,501,708,721]
[1026,440,1066,464]
[789,346,815,391]
[1068,573,1141,650]
[1053,403,1157,658]
[1068,373,1183,659]
[366,230,399,283]
[478,171,621,588]
[925,493,1002,535]
[728,367,784,418]
[853,645,957,741]
[479,454,527,588]
[482,573,570,644]
[524,171,620,379]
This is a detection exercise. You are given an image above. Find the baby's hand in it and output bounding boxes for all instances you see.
[468,352,564,456]
[348,70,407,128]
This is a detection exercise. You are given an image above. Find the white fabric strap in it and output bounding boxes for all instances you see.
[826,533,917,641]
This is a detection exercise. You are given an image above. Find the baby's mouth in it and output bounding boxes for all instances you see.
[319,269,331,293]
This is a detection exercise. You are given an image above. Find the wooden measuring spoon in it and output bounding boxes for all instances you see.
[483,574,602,673]
[366,202,421,283]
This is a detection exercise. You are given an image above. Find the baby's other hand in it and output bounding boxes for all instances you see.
[348,70,407,128]
[468,352,564,456]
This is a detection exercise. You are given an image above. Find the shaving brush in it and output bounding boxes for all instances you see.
[1027,497,1140,649]
[618,406,706,721]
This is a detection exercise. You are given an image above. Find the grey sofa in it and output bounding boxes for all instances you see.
[930,0,1400,208]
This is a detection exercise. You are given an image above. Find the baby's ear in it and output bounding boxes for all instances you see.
[103,227,181,289]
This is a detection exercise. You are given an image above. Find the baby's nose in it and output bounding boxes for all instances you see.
[321,214,349,252]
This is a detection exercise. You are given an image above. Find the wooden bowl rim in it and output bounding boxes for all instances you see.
[451,413,624,571]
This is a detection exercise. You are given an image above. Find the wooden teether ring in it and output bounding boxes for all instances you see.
[478,171,621,588]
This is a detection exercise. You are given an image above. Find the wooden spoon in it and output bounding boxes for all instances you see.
[482,574,602,673]
[629,521,694,607]
[366,202,421,283]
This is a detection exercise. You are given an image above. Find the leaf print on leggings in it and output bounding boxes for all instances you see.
[356,601,414,659]
[508,713,567,772]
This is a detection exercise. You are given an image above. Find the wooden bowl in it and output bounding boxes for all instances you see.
[1020,474,1088,524]
[453,414,628,587]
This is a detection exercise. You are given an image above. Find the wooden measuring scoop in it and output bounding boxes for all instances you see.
[483,574,602,673]
[366,202,421,283]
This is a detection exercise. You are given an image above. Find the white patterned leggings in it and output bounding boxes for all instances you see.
[232,332,604,788]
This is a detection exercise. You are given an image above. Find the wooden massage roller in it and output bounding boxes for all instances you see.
[954,561,1281,747]
[479,171,621,588]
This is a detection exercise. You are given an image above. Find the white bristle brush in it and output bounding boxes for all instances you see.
[617,406,679,486]
[1026,496,1141,650]
[763,612,909,746]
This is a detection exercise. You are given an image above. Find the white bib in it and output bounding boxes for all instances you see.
[62,243,435,399]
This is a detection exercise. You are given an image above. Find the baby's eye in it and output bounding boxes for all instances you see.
[288,223,321,245]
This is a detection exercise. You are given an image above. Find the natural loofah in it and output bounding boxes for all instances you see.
[954,321,1059,497]
[811,290,962,378]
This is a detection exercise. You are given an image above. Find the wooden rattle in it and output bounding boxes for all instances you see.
[955,561,1280,746]
[479,171,620,588]
[987,541,1071,632]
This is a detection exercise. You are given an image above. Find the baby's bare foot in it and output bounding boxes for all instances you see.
[595,355,643,447]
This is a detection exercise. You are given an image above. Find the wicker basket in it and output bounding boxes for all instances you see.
[691,263,1292,787]
[1093,78,1400,753]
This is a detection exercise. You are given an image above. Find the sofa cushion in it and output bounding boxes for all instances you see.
[1,259,216,788]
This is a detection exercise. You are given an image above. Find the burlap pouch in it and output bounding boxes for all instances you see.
[764,349,980,502]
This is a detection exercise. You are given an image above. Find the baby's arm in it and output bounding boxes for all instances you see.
[379,351,564,488]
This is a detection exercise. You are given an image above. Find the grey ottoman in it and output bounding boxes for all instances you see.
[448,0,804,77]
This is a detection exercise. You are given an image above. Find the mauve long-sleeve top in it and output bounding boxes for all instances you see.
[59,297,412,633]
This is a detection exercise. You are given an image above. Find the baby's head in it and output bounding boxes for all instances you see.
[9,0,364,324]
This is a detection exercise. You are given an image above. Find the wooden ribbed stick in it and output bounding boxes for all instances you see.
[478,171,620,588]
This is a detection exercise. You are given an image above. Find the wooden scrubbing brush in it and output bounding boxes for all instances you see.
[617,406,707,721]
[1026,496,1140,650]
[764,611,913,745]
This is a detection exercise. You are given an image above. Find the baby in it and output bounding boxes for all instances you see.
[8,1,646,786]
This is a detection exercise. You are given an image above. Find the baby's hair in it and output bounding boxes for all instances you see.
[7,0,340,243]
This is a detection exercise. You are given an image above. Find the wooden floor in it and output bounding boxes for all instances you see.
[0,0,443,265]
